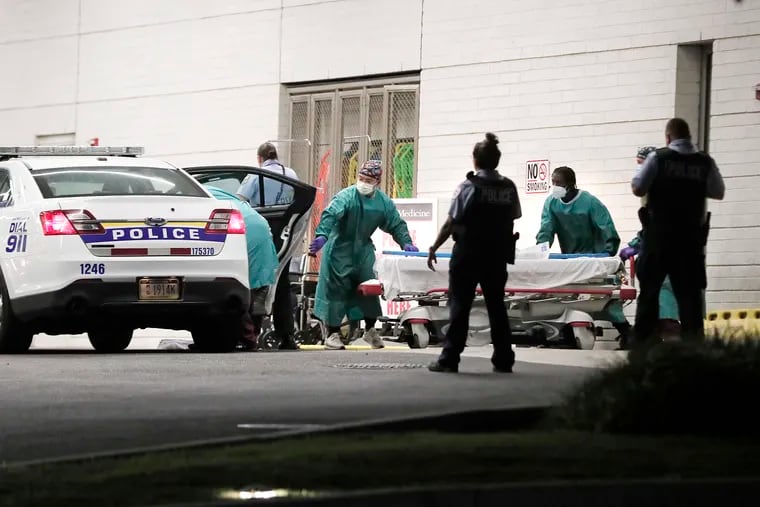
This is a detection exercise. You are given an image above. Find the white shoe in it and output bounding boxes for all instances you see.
[324,333,346,350]
[364,328,384,349]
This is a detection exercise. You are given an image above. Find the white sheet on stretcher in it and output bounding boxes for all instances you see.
[375,256,623,300]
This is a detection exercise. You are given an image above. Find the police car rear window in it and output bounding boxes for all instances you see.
[32,167,208,199]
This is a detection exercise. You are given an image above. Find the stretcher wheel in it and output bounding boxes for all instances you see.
[573,327,596,350]
[295,323,322,345]
[259,330,279,351]
[561,325,595,350]
[408,323,430,349]
[294,330,309,345]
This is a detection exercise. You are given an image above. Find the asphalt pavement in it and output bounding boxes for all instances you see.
[0,332,619,465]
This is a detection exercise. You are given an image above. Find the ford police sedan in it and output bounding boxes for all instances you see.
[0,146,314,354]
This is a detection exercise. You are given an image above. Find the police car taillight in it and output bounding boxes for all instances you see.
[205,209,245,234]
[40,210,105,235]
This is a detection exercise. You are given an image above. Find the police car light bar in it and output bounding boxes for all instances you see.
[0,146,144,157]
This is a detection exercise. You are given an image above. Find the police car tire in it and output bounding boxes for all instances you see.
[87,328,133,353]
[0,273,33,354]
[191,320,240,353]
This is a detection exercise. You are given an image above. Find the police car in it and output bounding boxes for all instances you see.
[0,146,314,354]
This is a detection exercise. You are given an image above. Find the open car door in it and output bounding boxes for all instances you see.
[184,165,317,293]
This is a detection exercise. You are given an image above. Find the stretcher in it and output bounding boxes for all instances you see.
[367,251,636,350]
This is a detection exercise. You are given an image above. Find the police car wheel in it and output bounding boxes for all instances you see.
[0,273,33,354]
[191,320,240,353]
[87,328,134,353]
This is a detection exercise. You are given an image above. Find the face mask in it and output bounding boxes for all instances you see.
[356,181,375,196]
[551,186,567,199]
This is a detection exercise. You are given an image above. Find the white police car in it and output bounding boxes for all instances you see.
[0,146,257,354]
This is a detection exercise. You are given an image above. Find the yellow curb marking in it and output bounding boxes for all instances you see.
[298,345,409,351]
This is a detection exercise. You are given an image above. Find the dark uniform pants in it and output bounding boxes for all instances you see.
[242,287,270,347]
[272,262,295,339]
[634,232,706,344]
[438,250,515,368]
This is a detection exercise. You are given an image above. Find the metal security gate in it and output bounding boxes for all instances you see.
[384,87,418,200]
[286,77,420,200]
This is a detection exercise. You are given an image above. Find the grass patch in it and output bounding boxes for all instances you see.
[550,339,760,435]
[1,431,759,507]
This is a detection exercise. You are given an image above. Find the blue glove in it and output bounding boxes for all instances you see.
[309,236,327,255]
[619,246,638,261]
[403,244,419,252]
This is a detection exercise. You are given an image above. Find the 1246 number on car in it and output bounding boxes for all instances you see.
[80,263,106,275]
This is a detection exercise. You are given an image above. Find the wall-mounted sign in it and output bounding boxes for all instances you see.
[526,159,550,194]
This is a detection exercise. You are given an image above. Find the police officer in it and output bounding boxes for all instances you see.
[620,146,681,348]
[427,133,521,373]
[631,118,725,346]
[236,142,300,350]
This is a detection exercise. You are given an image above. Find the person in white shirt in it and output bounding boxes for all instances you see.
[236,142,301,350]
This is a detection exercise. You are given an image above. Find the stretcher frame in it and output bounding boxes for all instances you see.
[362,253,637,350]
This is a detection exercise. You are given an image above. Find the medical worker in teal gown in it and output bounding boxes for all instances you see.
[535,166,632,345]
[207,186,279,350]
[308,161,418,351]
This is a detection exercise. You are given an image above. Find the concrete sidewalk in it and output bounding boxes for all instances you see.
[31,330,627,370]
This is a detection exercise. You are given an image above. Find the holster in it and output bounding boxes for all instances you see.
[506,232,520,265]
[702,212,712,246]
[637,206,649,229]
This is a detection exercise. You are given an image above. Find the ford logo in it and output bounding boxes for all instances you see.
[144,217,167,227]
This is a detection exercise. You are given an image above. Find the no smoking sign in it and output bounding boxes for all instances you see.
[526,159,550,194]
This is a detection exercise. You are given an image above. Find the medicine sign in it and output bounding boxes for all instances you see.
[371,198,438,318]
[526,160,550,194]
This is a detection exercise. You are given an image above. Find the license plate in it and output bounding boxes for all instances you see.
[138,277,181,301]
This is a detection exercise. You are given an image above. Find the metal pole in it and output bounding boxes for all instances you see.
[341,135,371,143]
[266,138,313,147]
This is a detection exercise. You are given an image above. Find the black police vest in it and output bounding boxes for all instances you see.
[647,148,711,232]
[455,172,517,253]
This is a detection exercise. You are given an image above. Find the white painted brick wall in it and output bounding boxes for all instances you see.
[76,85,282,162]
[0,105,76,145]
[0,38,79,109]
[0,0,79,43]
[419,46,676,139]
[77,10,282,102]
[78,0,279,33]
[280,0,422,82]
[421,0,758,69]
[708,33,760,309]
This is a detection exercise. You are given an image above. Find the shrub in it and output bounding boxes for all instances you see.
[550,338,760,435]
